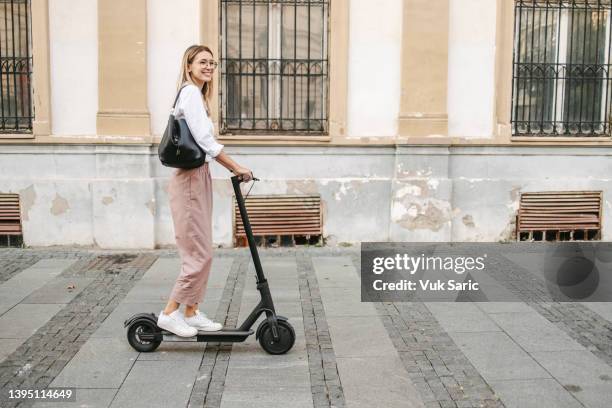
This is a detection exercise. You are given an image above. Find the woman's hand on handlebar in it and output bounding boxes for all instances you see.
[233,166,253,182]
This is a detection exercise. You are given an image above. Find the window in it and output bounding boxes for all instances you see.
[0,0,32,133]
[512,0,612,136]
[220,0,329,135]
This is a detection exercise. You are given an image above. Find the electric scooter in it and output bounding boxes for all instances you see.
[124,175,296,355]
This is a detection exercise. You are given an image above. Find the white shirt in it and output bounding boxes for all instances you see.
[173,84,224,162]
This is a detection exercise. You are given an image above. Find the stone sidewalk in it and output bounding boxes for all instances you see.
[0,247,611,408]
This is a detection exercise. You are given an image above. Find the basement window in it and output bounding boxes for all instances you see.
[517,191,602,241]
[233,194,323,247]
[0,193,23,247]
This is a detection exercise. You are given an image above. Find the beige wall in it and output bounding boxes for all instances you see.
[3,0,612,147]
[97,0,150,139]
[398,0,449,139]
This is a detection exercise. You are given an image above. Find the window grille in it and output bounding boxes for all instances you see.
[220,0,329,134]
[512,0,612,136]
[0,0,32,133]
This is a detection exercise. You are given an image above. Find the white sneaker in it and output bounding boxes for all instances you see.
[157,310,198,337]
[183,310,223,332]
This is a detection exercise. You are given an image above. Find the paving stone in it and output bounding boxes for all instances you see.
[0,304,64,339]
[425,302,502,333]
[32,388,117,408]
[110,360,200,408]
[50,338,138,389]
[487,312,585,352]
[489,379,581,408]
[336,356,426,408]
[21,278,93,304]
[0,259,77,316]
[220,386,313,408]
[529,350,612,388]
[450,332,550,382]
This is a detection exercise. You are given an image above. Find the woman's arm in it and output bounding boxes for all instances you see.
[179,85,252,180]
[215,151,252,181]
[180,85,224,158]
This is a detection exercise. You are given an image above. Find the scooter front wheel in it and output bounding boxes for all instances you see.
[127,319,161,352]
[258,320,296,355]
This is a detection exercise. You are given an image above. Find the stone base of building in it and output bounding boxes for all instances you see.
[0,144,610,248]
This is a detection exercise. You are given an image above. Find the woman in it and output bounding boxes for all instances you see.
[157,45,252,337]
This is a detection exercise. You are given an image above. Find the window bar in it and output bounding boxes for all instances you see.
[11,0,17,130]
[591,2,602,133]
[512,1,521,133]
[278,2,282,129]
[307,0,311,131]
[0,1,5,129]
[527,0,536,134]
[267,3,280,129]
[321,1,325,129]
[540,2,549,133]
[293,1,298,130]
[578,2,589,131]
[565,3,576,132]
[238,0,242,129]
[293,0,297,130]
[535,3,541,133]
[24,0,31,125]
[521,5,528,132]
[5,0,12,128]
[252,0,255,129]
[267,1,270,129]
[275,3,281,128]
[554,8,568,134]
[17,0,23,127]
[601,8,611,133]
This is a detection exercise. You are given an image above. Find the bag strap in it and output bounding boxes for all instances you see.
[172,83,191,108]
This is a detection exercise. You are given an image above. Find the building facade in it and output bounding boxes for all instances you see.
[0,0,611,248]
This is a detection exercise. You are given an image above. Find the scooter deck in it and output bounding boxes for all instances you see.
[162,328,254,343]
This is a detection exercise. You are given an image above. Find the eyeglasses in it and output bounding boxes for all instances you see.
[201,60,219,69]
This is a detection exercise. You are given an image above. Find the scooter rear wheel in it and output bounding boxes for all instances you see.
[258,320,295,355]
[127,319,161,352]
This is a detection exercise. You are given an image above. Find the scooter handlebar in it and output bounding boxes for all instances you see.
[231,173,259,184]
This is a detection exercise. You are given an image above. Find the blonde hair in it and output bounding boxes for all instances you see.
[178,44,214,115]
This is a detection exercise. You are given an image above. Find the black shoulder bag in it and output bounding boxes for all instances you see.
[158,85,207,169]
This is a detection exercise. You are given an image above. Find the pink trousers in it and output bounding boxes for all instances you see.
[168,163,214,305]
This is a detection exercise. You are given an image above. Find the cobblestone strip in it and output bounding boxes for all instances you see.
[486,253,612,369]
[0,250,94,283]
[0,253,158,408]
[187,255,247,408]
[350,254,503,408]
[0,257,41,283]
[296,252,346,408]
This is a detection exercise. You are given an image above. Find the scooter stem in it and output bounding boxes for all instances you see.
[231,175,265,284]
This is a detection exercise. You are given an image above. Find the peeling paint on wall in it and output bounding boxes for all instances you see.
[50,193,70,216]
[145,198,156,216]
[462,214,475,228]
[396,162,433,178]
[499,186,522,242]
[396,201,449,232]
[18,185,36,221]
[286,180,318,195]
[395,180,436,199]
[510,186,521,202]
[102,188,117,205]
[498,215,517,242]
[328,179,367,201]
[396,185,422,198]
[392,197,451,232]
